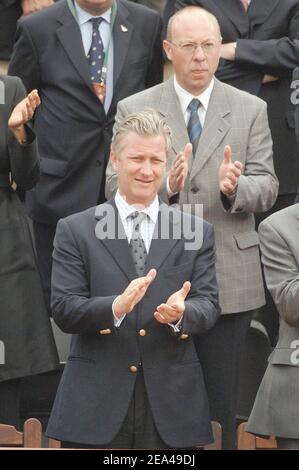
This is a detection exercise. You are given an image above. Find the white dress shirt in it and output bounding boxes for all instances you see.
[166,77,215,196]
[112,191,182,331]
[173,75,215,127]
[74,1,114,113]
[115,190,159,253]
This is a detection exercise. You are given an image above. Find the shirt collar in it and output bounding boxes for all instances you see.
[173,76,214,114]
[115,190,159,225]
[74,1,112,25]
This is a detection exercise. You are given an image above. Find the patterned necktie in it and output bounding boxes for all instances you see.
[87,17,105,84]
[239,0,249,12]
[187,98,202,156]
[128,211,148,277]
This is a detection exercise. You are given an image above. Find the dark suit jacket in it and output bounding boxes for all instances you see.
[8,0,163,225]
[0,75,59,382]
[46,201,220,447]
[175,0,299,197]
[0,0,22,60]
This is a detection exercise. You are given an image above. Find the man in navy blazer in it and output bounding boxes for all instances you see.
[46,109,220,448]
[8,0,163,312]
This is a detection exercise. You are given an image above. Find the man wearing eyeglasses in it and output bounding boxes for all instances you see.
[106,6,278,449]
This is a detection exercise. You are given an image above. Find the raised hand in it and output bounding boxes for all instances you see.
[219,145,242,196]
[8,89,40,130]
[8,90,41,144]
[154,281,191,325]
[169,143,192,193]
[113,269,157,318]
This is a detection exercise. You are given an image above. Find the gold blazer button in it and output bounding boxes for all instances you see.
[139,329,146,337]
[130,366,138,373]
[99,329,111,335]
[180,334,189,340]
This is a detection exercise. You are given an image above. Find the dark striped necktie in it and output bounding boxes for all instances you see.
[187,98,202,156]
[128,211,148,277]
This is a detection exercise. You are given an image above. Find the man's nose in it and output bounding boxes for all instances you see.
[193,45,206,61]
[140,161,153,176]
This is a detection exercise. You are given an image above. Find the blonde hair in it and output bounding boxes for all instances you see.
[111,108,172,156]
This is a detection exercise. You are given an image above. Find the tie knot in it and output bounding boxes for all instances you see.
[129,211,147,234]
[90,17,104,30]
[129,211,147,223]
[188,98,201,113]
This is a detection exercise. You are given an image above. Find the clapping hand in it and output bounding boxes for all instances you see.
[168,143,192,193]
[219,145,242,196]
[154,281,191,325]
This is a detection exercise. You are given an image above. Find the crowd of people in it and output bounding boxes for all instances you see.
[0,0,299,450]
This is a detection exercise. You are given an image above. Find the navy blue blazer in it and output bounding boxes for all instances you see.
[46,201,220,447]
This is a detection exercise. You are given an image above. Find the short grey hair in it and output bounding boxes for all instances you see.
[111,108,172,156]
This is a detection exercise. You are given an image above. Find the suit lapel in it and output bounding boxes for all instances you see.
[94,200,137,281]
[55,2,95,93]
[146,203,181,272]
[189,79,231,181]
[248,0,280,28]
[94,200,181,280]
[212,0,249,36]
[158,79,190,157]
[113,1,133,90]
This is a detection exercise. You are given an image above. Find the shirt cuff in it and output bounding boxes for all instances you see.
[168,315,183,333]
[112,296,126,327]
[166,176,178,198]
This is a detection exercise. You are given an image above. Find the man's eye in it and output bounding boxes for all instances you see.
[182,43,195,52]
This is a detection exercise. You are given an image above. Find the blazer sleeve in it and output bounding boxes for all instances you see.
[235,5,299,78]
[7,77,40,189]
[181,222,221,335]
[259,219,299,327]
[222,99,279,214]
[51,218,118,334]
[8,18,41,92]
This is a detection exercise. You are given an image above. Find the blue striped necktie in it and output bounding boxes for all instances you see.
[187,98,202,156]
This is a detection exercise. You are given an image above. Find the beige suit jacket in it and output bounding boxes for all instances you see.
[105,77,278,313]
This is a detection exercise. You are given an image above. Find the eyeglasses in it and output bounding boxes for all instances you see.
[168,40,219,55]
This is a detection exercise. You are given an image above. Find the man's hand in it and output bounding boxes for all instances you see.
[262,74,279,84]
[219,145,242,196]
[8,90,40,143]
[21,0,54,16]
[113,269,157,319]
[220,43,236,61]
[168,143,192,194]
[154,281,191,325]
